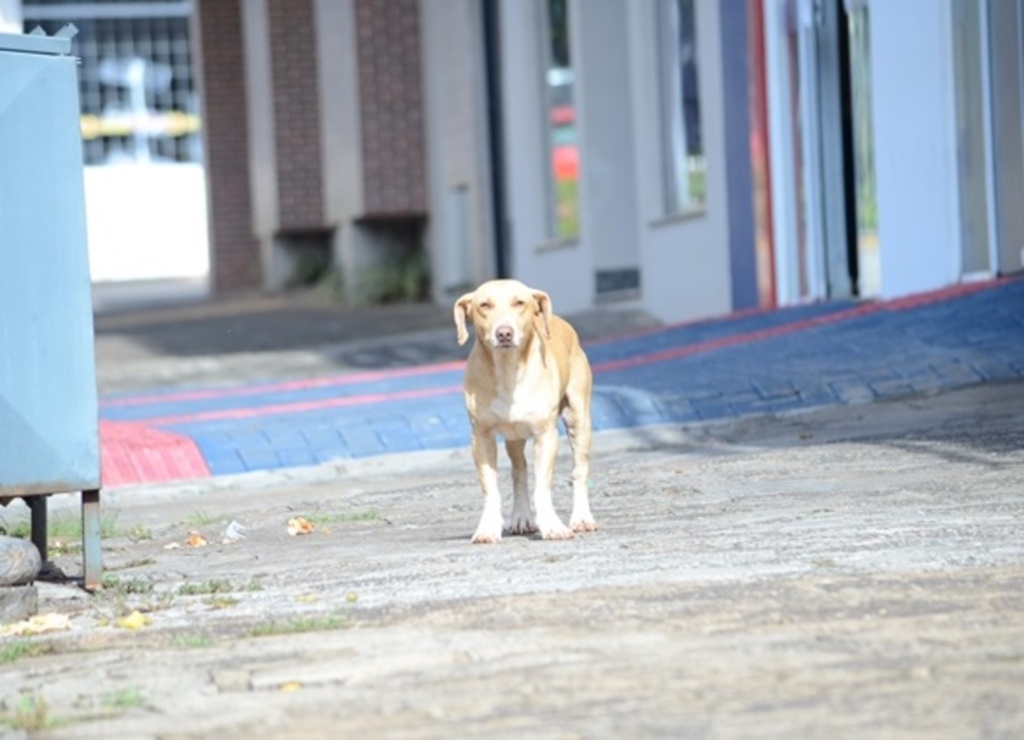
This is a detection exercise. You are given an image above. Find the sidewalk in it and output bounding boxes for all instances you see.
[94,277,1024,487]
[4,278,1023,738]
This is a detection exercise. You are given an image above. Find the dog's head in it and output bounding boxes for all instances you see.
[453,279,552,349]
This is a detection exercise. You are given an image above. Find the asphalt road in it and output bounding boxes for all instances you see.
[2,379,1022,738]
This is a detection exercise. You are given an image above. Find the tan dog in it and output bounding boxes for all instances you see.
[454,279,596,543]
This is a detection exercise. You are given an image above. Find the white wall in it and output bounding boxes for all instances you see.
[86,164,209,282]
[499,0,593,315]
[420,0,494,302]
[240,0,282,288]
[870,0,962,297]
[575,0,641,278]
[0,0,20,32]
[628,0,732,324]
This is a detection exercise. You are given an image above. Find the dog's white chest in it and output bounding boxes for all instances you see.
[481,388,552,438]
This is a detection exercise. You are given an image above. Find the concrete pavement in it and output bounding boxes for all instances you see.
[94,277,1024,487]
[0,278,1021,737]
[5,378,1024,738]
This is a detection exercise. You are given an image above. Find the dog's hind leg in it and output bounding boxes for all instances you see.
[505,439,536,535]
[564,371,597,533]
[533,426,574,540]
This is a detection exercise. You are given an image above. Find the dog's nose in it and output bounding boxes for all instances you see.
[495,324,515,345]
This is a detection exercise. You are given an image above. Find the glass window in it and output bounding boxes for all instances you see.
[542,0,579,240]
[23,1,200,165]
[658,0,705,215]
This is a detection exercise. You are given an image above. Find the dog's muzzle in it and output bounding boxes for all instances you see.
[493,323,516,348]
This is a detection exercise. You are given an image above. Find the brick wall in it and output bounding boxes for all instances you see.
[193,0,261,293]
[355,0,428,217]
[267,0,325,230]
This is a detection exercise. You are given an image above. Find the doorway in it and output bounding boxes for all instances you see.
[761,0,878,304]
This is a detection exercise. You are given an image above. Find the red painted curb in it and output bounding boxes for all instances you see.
[100,420,211,487]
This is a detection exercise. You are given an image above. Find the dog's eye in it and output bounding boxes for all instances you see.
[479,302,493,312]
[513,299,526,308]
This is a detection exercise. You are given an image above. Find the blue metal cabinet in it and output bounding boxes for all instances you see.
[0,30,102,589]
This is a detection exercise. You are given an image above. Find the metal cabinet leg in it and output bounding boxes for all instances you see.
[27,494,49,562]
[81,489,102,591]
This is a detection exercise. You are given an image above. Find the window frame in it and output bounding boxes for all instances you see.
[657,0,706,218]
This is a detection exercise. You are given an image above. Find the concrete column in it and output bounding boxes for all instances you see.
[0,0,20,33]
[870,0,961,297]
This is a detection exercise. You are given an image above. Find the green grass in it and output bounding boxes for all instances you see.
[0,641,55,666]
[183,510,220,528]
[305,509,381,525]
[249,614,348,638]
[101,574,155,595]
[126,524,154,541]
[205,595,240,609]
[171,632,215,649]
[108,557,157,571]
[0,693,61,731]
[178,579,235,596]
[101,688,144,711]
[0,508,126,544]
[356,253,430,305]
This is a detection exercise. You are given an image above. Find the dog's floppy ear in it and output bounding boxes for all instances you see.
[533,290,552,339]
[453,292,474,346]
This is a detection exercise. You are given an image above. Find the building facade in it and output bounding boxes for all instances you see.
[204,0,1022,323]
[9,0,1022,322]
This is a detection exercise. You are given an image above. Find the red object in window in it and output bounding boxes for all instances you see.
[550,104,578,181]
[552,144,578,181]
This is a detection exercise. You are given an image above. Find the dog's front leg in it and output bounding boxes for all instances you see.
[505,439,536,534]
[532,426,574,540]
[471,431,503,543]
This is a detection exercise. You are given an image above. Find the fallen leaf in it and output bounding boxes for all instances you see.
[280,681,302,692]
[114,610,151,631]
[295,593,318,603]
[287,517,314,536]
[164,542,181,550]
[0,613,71,637]
[186,531,208,548]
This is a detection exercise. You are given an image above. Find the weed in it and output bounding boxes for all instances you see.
[184,510,219,528]
[110,557,157,571]
[101,574,155,595]
[244,579,265,592]
[171,632,214,649]
[101,687,145,710]
[127,524,154,541]
[1,693,60,731]
[49,539,82,555]
[0,641,54,666]
[249,613,348,638]
[205,596,240,609]
[0,507,120,542]
[305,509,380,525]
[178,579,234,596]
[0,517,30,539]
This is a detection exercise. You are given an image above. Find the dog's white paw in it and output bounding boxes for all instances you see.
[570,517,598,533]
[540,526,575,540]
[471,529,502,544]
[506,516,538,536]
[537,518,575,540]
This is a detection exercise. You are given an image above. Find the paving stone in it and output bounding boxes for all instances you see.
[0,584,38,623]
[91,278,1024,483]
[0,536,41,587]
